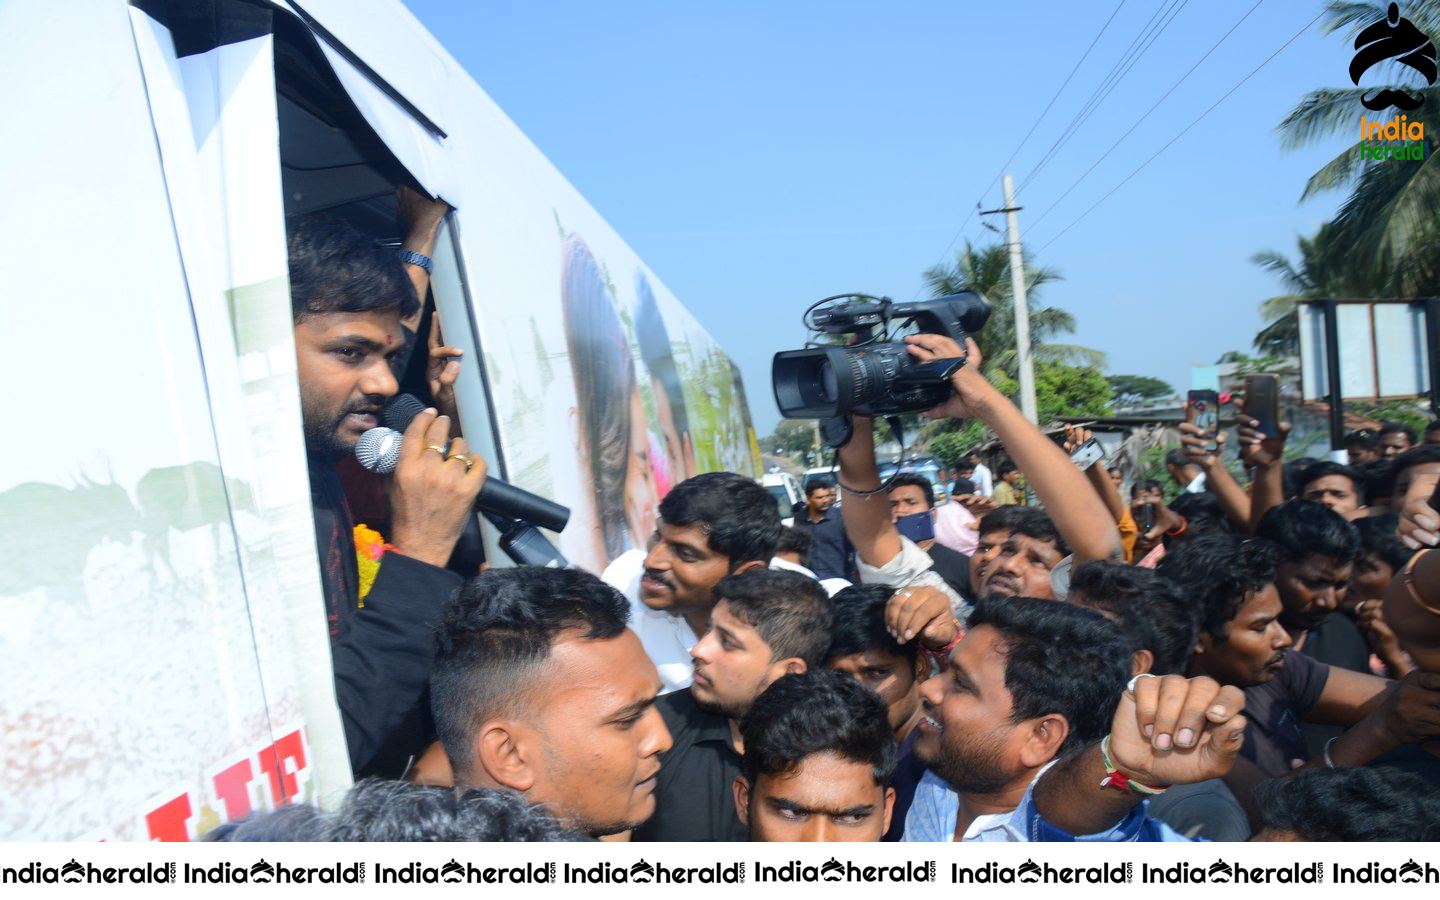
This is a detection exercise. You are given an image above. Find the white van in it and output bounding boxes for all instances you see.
[0,0,760,840]
[761,471,804,524]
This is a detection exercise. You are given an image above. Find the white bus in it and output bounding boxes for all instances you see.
[0,0,760,840]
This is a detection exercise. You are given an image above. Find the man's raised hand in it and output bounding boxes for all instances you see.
[1108,674,1247,787]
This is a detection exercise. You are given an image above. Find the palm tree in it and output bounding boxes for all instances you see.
[922,240,1105,379]
[1249,222,1383,356]
[1277,1,1440,295]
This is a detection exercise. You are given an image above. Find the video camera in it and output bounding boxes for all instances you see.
[772,292,990,421]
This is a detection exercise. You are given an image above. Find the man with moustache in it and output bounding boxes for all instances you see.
[969,506,1068,600]
[632,569,832,841]
[430,567,672,838]
[602,472,781,694]
[1159,534,1440,783]
[902,597,1245,841]
[289,215,486,775]
[1255,501,1368,675]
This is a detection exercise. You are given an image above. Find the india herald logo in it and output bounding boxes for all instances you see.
[1351,3,1436,110]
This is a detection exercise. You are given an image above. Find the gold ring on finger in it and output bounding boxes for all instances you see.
[425,444,448,458]
[447,452,473,472]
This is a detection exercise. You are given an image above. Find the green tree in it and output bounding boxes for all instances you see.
[1106,374,1175,407]
[1249,223,1382,356]
[1034,362,1113,423]
[922,240,1106,379]
[1277,1,1440,297]
[761,419,816,459]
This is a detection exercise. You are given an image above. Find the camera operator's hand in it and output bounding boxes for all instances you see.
[905,334,998,420]
[388,408,487,568]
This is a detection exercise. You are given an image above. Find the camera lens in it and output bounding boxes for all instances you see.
[819,360,838,402]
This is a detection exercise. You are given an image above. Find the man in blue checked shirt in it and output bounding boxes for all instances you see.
[902,597,1245,841]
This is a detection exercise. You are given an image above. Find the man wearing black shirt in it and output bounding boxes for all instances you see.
[633,569,832,841]
[1160,534,1439,786]
[791,480,836,533]
[886,474,971,598]
[289,215,486,775]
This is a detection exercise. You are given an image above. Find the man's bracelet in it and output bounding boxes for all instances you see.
[1098,734,1169,796]
[397,248,433,273]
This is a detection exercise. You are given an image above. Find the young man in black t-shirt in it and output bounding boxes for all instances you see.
[1159,535,1440,786]
[886,473,971,598]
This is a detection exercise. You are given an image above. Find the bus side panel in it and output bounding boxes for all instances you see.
[0,0,320,840]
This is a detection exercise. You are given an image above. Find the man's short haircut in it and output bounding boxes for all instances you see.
[956,459,977,473]
[430,568,630,779]
[1068,560,1198,676]
[1169,491,1236,540]
[1255,500,1361,567]
[951,476,977,495]
[1157,534,1278,643]
[286,214,419,323]
[804,477,835,496]
[659,472,781,566]
[776,526,812,564]
[964,450,982,462]
[1298,461,1363,496]
[1379,421,1418,444]
[1353,513,1413,573]
[824,584,920,667]
[996,459,1019,478]
[1131,478,1163,501]
[975,505,1070,555]
[740,670,898,787]
[207,780,577,842]
[1255,767,1440,841]
[713,568,832,667]
[1164,449,1192,469]
[888,473,934,508]
[1344,428,1378,450]
[966,596,1132,754]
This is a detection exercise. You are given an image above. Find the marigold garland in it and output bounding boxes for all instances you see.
[354,523,395,606]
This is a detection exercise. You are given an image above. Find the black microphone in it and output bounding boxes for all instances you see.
[352,394,571,534]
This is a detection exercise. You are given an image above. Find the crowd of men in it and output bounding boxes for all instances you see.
[237,206,1440,843]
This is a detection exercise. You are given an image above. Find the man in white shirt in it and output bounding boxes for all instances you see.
[965,451,995,498]
[601,472,780,694]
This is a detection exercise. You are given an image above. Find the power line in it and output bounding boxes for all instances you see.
[912,1,1129,295]
[1032,8,1328,259]
[1028,0,1265,232]
[1018,0,1191,193]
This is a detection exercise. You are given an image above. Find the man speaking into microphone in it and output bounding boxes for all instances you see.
[288,214,486,776]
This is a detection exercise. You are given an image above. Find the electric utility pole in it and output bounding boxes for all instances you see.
[981,175,1037,424]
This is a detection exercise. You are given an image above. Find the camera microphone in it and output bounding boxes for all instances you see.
[353,394,571,535]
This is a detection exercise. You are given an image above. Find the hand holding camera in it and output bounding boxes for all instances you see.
[906,333,998,421]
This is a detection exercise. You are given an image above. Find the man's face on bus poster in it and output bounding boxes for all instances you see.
[293,310,405,460]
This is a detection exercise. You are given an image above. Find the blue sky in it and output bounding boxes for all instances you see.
[402,0,1361,434]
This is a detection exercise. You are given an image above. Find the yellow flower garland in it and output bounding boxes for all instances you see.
[353,523,395,607]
